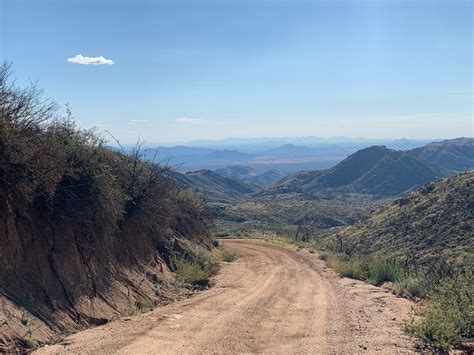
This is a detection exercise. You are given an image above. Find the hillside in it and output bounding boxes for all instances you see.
[0,64,213,351]
[170,169,260,202]
[263,145,450,197]
[214,194,383,237]
[215,165,259,181]
[215,165,286,187]
[266,144,321,157]
[408,137,474,171]
[326,171,474,265]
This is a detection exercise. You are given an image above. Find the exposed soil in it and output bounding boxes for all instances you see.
[37,239,415,354]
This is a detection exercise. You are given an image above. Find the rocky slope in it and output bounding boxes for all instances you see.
[327,171,474,265]
[408,137,474,171]
[170,169,260,202]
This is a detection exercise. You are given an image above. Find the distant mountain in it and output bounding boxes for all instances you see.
[215,165,287,187]
[328,171,474,265]
[263,145,450,197]
[184,136,429,148]
[205,150,255,160]
[266,144,321,157]
[253,169,287,187]
[408,137,474,171]
[215,165,259,180]
[385,138,429,151]
[169,169,260,203]
[145,146,214,157]
[141,148,256,171]
[141,138,469,176]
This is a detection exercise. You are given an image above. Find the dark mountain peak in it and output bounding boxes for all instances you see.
[349,144,390,156]
[262,143,451,197]
[317,145,395,188]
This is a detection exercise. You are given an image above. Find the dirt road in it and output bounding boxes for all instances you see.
[37,240,415,354]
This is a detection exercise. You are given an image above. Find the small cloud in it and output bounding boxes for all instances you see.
[67,54,115,65]
[176,117,201,124]
[128,119,149,125]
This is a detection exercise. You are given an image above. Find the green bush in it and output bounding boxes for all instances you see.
[185,243,215,267]
[406,270,473,352]
[334,259,359,279]
[221,248,238,262]
[172,241,219,286]
[173,256,214,285]
[136,297,152,312]
[329,254,405,286]
[366,259,405,286]
[392,277,424,299]
[24,338,38,350]
[333,257,369,281]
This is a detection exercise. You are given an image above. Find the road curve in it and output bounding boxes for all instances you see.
[37,239,414,354]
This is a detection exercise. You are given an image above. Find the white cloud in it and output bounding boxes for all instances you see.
[128,119,149,125]
[67,54,115,65]
[176,117,201,124]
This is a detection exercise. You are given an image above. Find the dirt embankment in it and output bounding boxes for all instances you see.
[38,240,415,354]
[0,198,210,352]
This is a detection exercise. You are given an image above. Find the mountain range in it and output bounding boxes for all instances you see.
[168,138,473,203]
[262,145,450,197]
[141,138,433,173]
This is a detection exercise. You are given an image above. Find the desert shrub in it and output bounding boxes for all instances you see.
[173,256,214,285]
[185,242,214,266]
[334,258,369,280]
[136,297,152,312]
[0,62,211,246]
[211,240,238,262]
[326,253,405,286]
[175,189,208,219]
[406,269,473,352]
[366,258,405,286]
[172,241,219,286]
[24,338,38,350]
[221,248,238,262]
[392,276,424,299]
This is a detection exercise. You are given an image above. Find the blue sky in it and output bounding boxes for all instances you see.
[1,0,472,144]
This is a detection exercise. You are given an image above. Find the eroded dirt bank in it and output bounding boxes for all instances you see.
[37,239,415,354]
